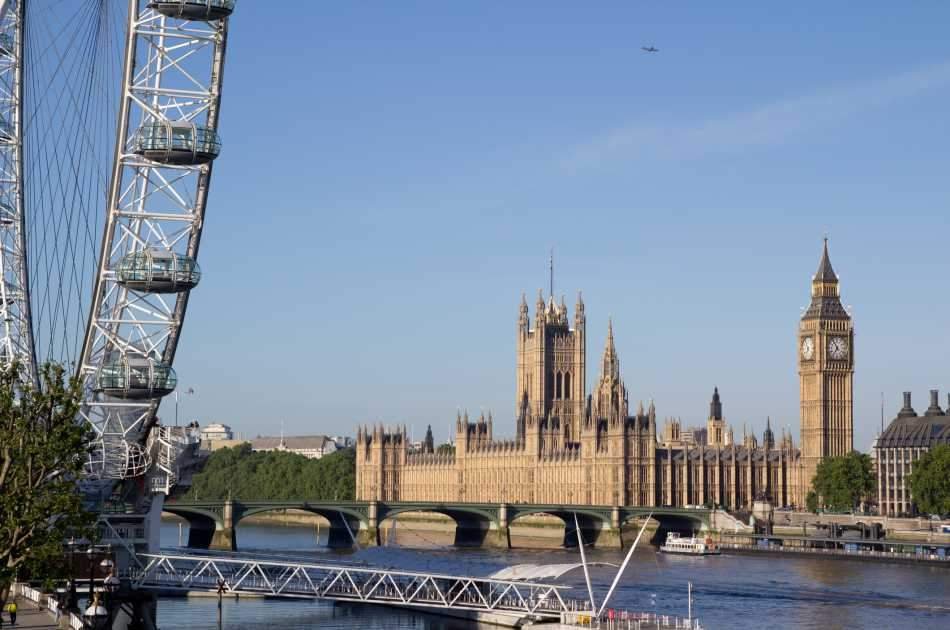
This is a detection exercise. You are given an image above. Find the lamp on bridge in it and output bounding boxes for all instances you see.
[83,592,108,629]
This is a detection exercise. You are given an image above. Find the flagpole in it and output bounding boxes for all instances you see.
[573,513,597,614]
[598,512,652,617]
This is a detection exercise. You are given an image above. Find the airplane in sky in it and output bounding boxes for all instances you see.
[641,46,659,53]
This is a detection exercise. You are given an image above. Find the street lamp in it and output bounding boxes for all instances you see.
[83,593,108,630]
[65,537,78,612]
[86,547,96,609]
[102,573,120,629]
[175,386,196,427]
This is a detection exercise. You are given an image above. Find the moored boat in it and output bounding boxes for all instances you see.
[659,532,720,556]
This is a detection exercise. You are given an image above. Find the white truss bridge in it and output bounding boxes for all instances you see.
[130,553,580,620]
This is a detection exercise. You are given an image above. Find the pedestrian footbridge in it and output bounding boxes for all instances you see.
[130,552,578,620]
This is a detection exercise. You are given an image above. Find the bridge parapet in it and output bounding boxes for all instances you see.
[162,500,713,550]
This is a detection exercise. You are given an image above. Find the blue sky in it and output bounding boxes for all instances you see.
[163,1,950,451]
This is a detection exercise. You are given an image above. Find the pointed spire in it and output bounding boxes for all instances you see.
[709,386,723,420]
[600,318,620,381]
[814,237,838,282]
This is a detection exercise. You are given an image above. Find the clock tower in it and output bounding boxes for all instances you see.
[799,239,854,494]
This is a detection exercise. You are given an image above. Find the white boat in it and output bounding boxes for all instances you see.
[659,532,720,556]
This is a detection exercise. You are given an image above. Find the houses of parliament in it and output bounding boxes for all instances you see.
[355,241,855,510]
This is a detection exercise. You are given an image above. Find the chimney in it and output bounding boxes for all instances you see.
[925,389,944,416]
[898,391,917,418]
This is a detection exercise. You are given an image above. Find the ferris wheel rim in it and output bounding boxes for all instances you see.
[74,0,231,481]
[0,0,38,385]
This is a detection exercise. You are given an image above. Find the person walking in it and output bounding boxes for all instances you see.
[6,600,15,625]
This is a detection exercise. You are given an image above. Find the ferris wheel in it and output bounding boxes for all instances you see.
[0,0,236,482]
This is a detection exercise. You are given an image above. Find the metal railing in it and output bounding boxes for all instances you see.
[130,552,576,618]
[12,583,85,629]
[721,542,950,562]
[562,610,703,629]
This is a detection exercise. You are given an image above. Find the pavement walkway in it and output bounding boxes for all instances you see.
[1,598,60,629]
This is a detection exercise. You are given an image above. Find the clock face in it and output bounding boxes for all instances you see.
[828,336,848,360]
[801,337,814,360]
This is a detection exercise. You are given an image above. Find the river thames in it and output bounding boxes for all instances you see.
[157,521,950,630]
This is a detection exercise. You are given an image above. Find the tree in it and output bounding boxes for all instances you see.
[908,445,950,517]
[184,446,356,501]
[810,452,875,512]
[0,363,95,600]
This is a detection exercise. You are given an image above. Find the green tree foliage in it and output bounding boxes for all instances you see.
[184,445,355,501]
[810,451,875,512]
[0,363,95,597]
[805,491,819,513]
[908,445,950,517]
[435,443,455,456]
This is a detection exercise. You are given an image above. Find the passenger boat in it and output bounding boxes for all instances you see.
[659,532,720,556]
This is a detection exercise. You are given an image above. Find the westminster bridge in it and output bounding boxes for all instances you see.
[162,499,714,551]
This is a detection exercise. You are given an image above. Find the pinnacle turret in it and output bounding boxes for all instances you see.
[814,237,838,283]
[601,318,620,380]
[709,386,723,420]
[804,238,849,320]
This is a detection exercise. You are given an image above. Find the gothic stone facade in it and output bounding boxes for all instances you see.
[356,243,853,510]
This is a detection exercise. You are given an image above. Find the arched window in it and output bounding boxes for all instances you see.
[556,371,562,399]
[564,372,571,399]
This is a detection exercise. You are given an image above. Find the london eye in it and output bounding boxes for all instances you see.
[0,0,236,491]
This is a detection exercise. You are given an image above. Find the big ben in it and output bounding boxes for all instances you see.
[799,239,854,492]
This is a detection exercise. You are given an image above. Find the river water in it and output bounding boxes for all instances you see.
[157,521,950,630]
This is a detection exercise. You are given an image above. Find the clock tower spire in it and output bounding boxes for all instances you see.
[798,238,854,497]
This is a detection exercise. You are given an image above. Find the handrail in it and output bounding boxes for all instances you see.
[131,552,577,618]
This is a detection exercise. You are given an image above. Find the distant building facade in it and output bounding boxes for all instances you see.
[200,422,233,444]
[206,434,340,459]
[355,243,853,510]
[251,435,338,459]
[875,390,950,516]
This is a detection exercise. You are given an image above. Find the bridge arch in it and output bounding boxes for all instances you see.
[507,507,614,548]
[162,506,223,550]
[379,504,500,548]
[236,504,369,549]
[622,509,709,545]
